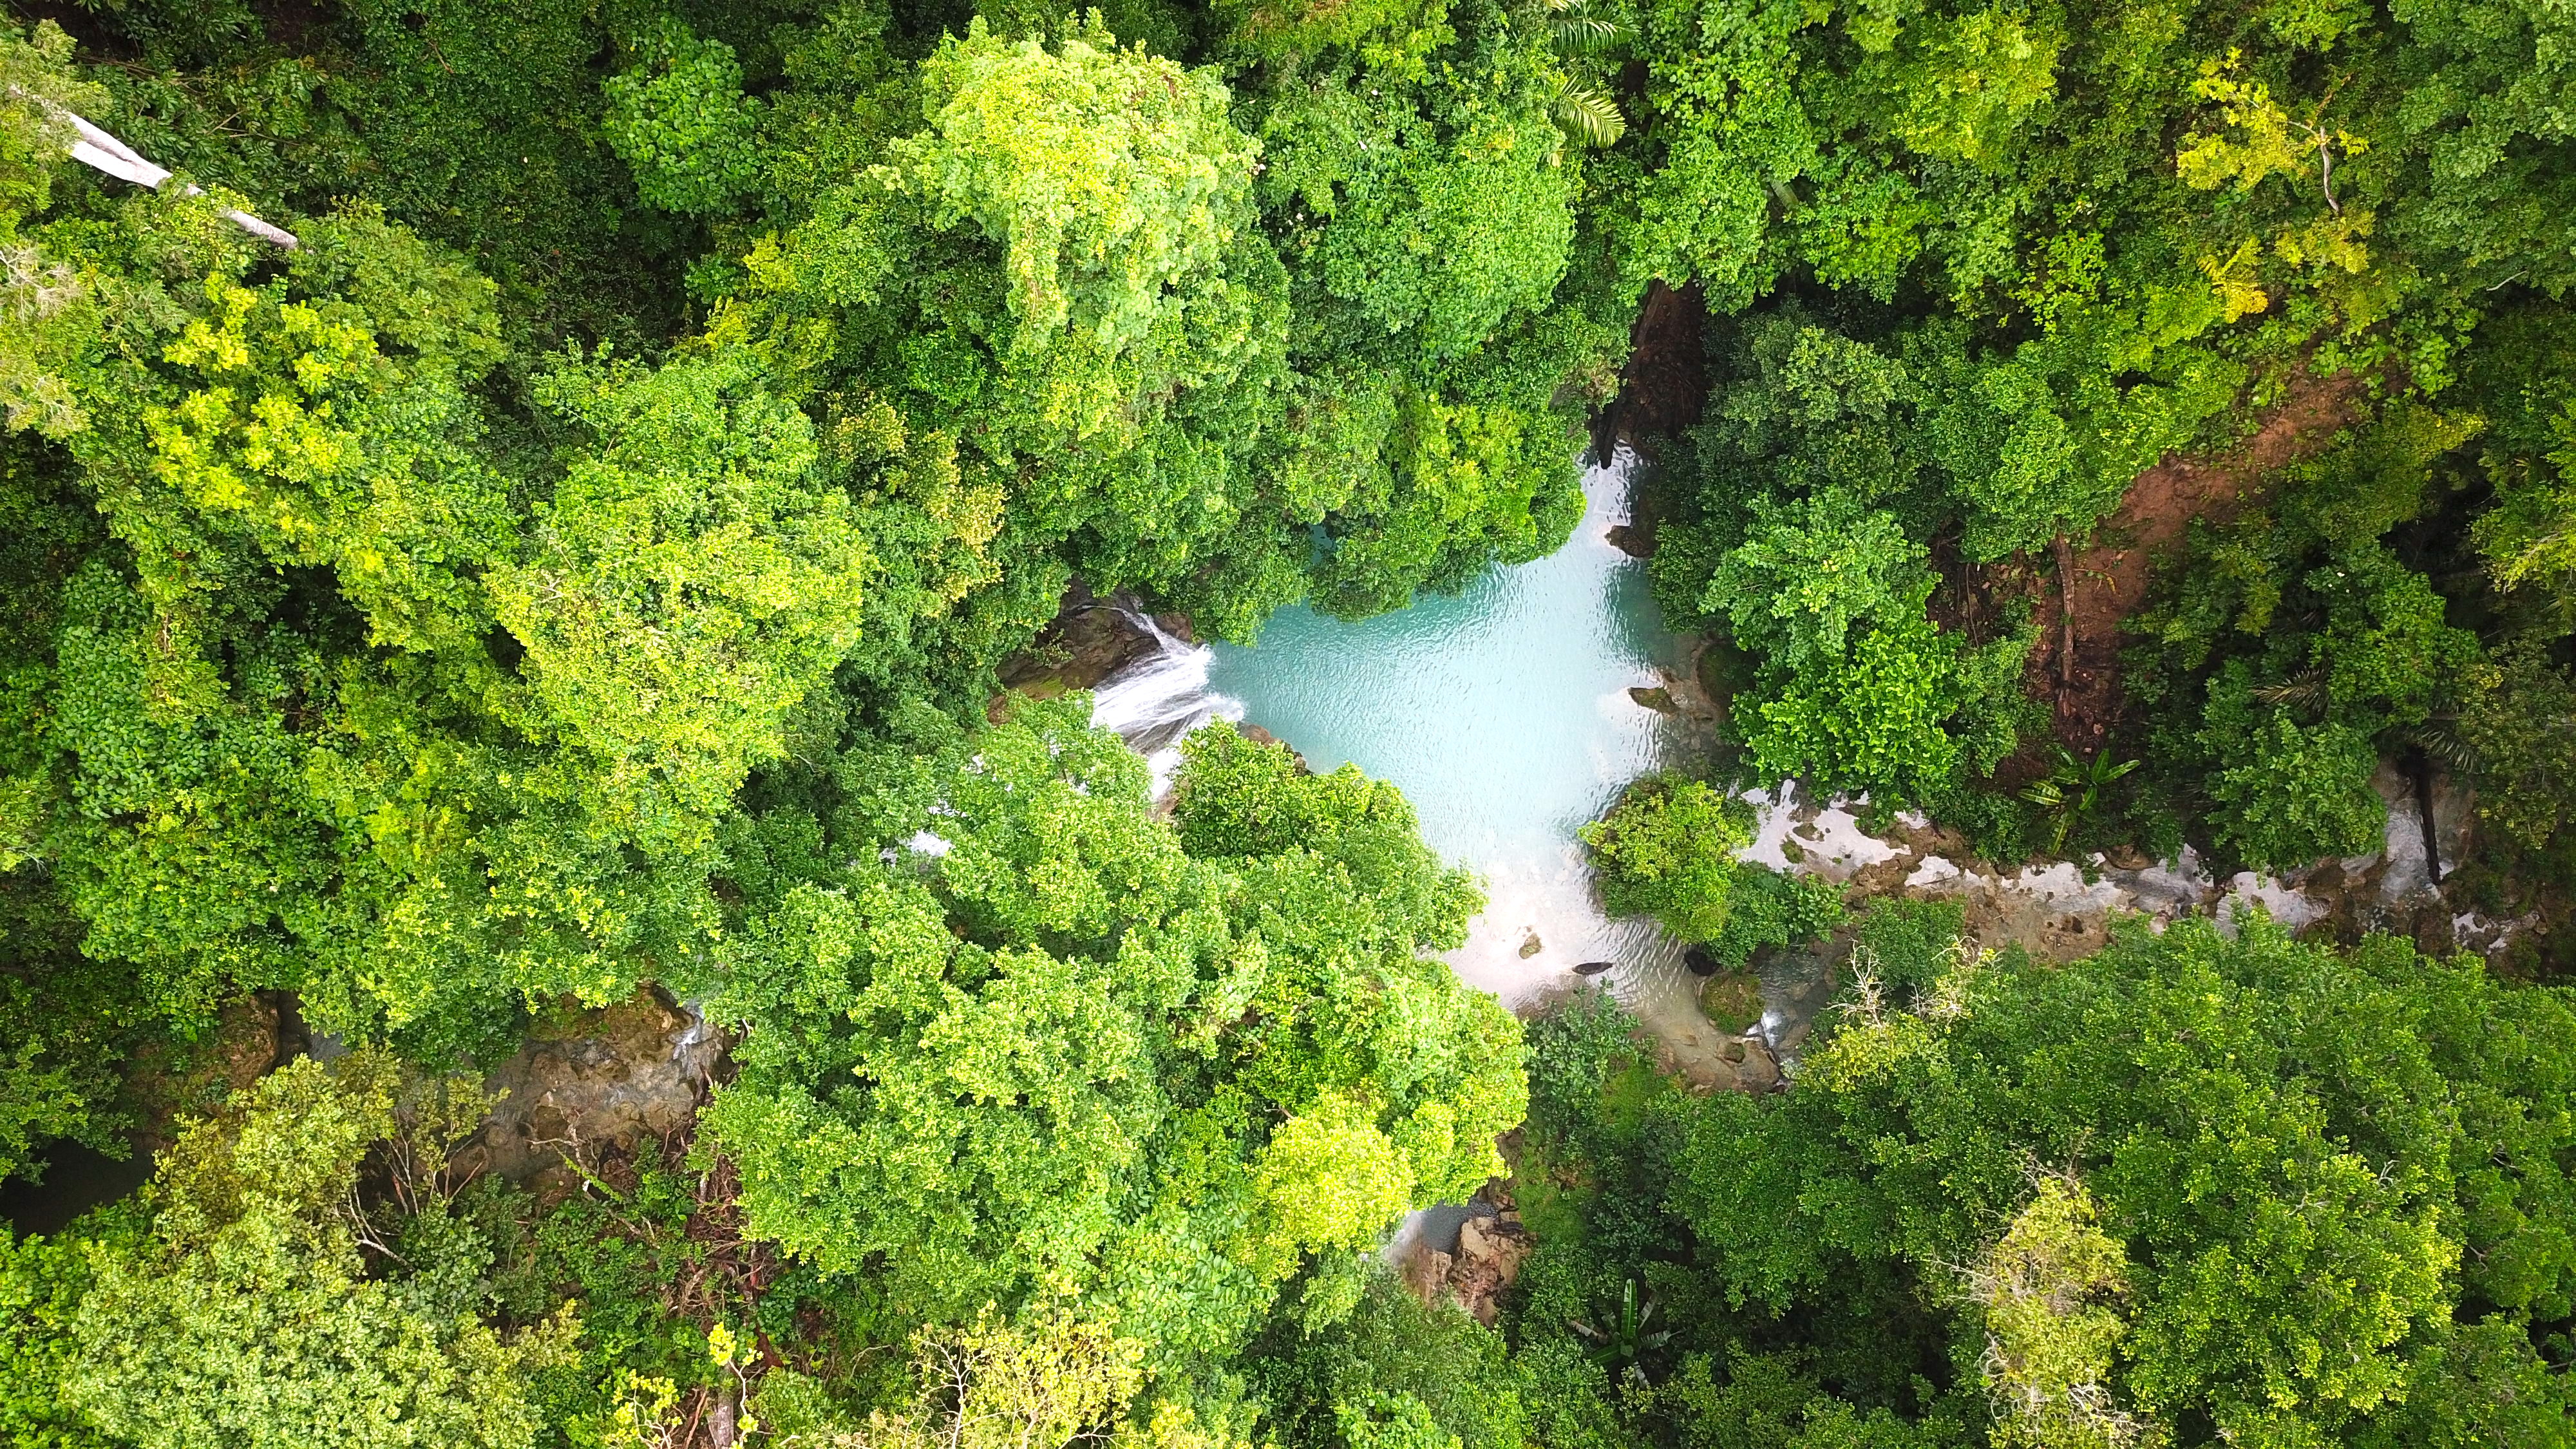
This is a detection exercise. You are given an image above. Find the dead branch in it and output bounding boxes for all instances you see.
[8,89,298,247]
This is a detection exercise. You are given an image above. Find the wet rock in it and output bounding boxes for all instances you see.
[1734,1039,1782,1092]
[1519,932,1544,959]
[992,585,1166,715]
[1403,1245,1455,1303]
[128,992,284,1148]
[1604,522,1655,558]
[1236,722,1311,774]
[1627,686,1678,714]
[459,989,724,1195]
[1572,960,1616,977]
[1448,1212,1534,1326]
[1390,1186,1533,1325]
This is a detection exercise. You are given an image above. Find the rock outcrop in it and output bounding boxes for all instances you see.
[1397,1192,1535,1326]
[992,584,1191,715]
[458,989,724,1197]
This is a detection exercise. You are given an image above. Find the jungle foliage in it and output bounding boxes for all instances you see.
[5,0,2576,1444]
[1496,911,2576,1449]
[1624,0,2576,895]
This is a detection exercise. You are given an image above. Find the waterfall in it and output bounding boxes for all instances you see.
[1087,612,1244,797]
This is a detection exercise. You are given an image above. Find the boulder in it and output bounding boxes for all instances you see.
[1699,971,1763,1034]
[1403,1246,1454,1303]
[1734,1039,1782,1092]
[1236,722,1312,774]
[459,989,724,1195]
[991,585,1164,714]
[1447,1212,1535,1326]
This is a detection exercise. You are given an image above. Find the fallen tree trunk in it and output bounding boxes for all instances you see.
[11,89,298,248]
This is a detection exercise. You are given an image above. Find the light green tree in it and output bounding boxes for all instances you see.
[64,1057,574,1449]
[703,707,1522,1359]
[1579,775,1750,943]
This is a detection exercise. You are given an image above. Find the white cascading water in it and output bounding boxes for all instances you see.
[1086,612,1244,797]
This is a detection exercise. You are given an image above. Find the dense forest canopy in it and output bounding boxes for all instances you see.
[2,0,2574,1443]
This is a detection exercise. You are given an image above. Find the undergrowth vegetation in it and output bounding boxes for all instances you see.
[3,0,2574,1443]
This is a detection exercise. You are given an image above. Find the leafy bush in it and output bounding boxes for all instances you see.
[2206,715,2387,871]
[1679,917,2576,1446]
[603,19,764,216]
[1580,776,1749,942]
[63,1056,573,1449]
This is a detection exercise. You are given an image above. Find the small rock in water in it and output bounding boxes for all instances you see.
[1627,685,1677,714]
[1683,945,1718,976]
[1734,1041,1783,1092]
[1573,960,1615,976]
[1518,932,1543,958]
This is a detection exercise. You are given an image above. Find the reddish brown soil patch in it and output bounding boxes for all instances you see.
[2021,369,2365,750]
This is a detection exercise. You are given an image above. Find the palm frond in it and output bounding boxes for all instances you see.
[1543,0,1632,53]
[1551,10,1629,52]
[2253,668,2329,715]
[1553,79,1626,147]
[2407,718,2480,773]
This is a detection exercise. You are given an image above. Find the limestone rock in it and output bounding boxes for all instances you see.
[991,585,1164,715]
[1403,1246,1454,1303]
[130,992,285,1148]
[460,990,724,1195]
[1236,722,1311,774]
[1733,1039,1782,1092]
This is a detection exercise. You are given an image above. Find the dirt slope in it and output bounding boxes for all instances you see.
[2026,370,2365,748]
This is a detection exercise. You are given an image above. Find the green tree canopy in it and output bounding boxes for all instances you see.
[703,708,1521,1365]
[1678,916,2576,1447]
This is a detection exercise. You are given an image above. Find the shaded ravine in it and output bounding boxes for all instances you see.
[1089,450,1738,1069]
